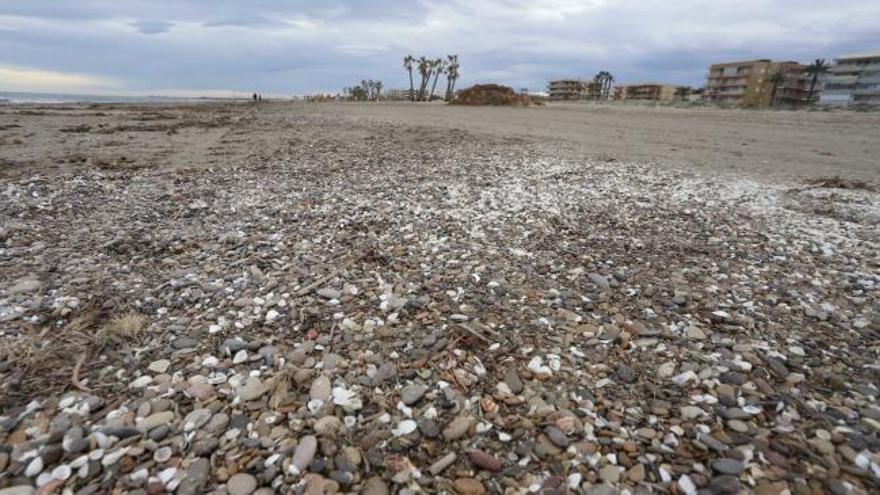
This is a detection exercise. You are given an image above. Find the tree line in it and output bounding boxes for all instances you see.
[404,55,461,102]
[343,80,383,101]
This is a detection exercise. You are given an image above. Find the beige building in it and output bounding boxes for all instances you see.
[614,83,678,102]
[548,79,602,100]
[704,59,809,107]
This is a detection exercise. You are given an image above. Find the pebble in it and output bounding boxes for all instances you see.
[137,411,174,431]
[309,375,332,402]
[226,473,258,495]
[361,476,390,495]
[292,435,317,473]
[428,452,457,475]
[237,376,266,401]
[400,383,428,405]
[467,450,502,472]
[712,458,744,475]
[176,458,210,495]
[502,367,524,394]
[443,416,471,440]
[148,359,171,373]
[453,478,486,495]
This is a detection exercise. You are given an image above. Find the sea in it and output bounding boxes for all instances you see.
[0,91,244,104]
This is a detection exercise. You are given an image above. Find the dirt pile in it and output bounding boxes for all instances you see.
[452,84,532,106]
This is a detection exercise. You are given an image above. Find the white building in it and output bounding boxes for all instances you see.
[820,51,880,106]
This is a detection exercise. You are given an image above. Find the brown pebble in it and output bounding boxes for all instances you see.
[467,449,502,472]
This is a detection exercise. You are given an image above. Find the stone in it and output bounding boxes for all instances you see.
[428,452,457,475]
[712,458,744,475]
[545,426,570,448]
[176,458,210,495]
[599,465,622,484]
[708,475,742,495]
[310,375,332,402]
[400,383,428,405]
[361,476,390,495]
[453,478,486,495]
[226,473,257,495]
[237,376,266,401]
[502,367,524,394]
[148,359,171,374]
[443,416,471,440]
[0,487,35,495]
[686,326,707,340]
[627,464,646,482]
[467,450,501,472]
[183,409,212,432]
[292,435,317,473]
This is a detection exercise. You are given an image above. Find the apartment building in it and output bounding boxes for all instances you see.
[704,59,812,107]
[820,51,880,106]
[704,59,776,106]
[548,79,603,101]
[614,83,678,102]
[548,80,587,100]
[772,62,810,106]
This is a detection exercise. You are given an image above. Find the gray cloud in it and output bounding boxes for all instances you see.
[1,0,878,94]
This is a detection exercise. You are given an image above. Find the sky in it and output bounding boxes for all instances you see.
[1,0,879,96]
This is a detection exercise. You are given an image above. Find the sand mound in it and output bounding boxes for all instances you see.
[452,84,531,106]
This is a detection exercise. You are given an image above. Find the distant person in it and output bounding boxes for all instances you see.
[253,93,258,103]
[258,94,262,103]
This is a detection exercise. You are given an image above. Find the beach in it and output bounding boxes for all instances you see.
[1,101,879,494]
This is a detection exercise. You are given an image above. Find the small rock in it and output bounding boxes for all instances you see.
[310,375,332,402]
[686,326,707,340]
[712,458,744,475]
[148,359,171,374]
[453,478,486,495]
[599,465,622,484]
[545,426,570,448]
[292,435,317,473]
[361,477,389,495]
[400,383,428,406]
[237,376,266,401]
[226,473,257,495]
[428,452,457,476]
[467,450,502,472]
[176,458,210,495]
[502,367,523,394]
[443,416,471,440]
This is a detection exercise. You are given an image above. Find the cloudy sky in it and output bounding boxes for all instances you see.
[1,0,878,96]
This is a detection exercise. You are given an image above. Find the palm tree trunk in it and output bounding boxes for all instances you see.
[429,71,442,100]
[809,73,819,104]
[407,69,415,102]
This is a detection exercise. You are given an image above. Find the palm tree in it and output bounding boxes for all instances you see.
[429,58,445,101]
[445,55,460,101]
[403,55,415,102]
[603,73,614,100]
[417,56,431,101]
[593,71,612,100]
[805,58,829,104]
[768,71,785,106]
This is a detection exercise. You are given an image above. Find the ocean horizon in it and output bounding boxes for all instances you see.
[0,90,248,104]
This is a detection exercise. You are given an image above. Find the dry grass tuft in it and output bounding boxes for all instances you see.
[99,311,148,345]
[0,306,149,407]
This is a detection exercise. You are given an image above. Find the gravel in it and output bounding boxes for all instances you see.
[0,110,878,494]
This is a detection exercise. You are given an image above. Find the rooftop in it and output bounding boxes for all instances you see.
[710,59,772,67]
[836,50,880,61]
